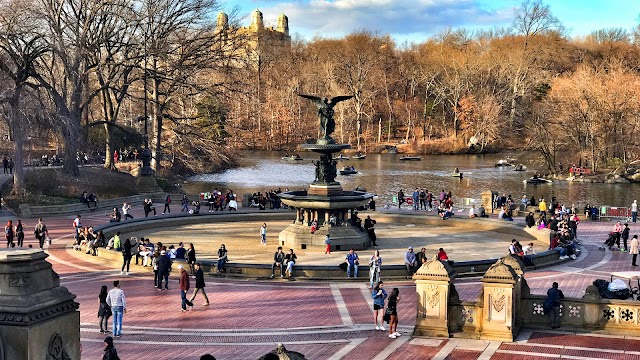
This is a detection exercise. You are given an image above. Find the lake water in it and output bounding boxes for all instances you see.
[185,151,640,208]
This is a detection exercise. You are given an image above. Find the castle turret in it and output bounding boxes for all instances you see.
[250,9,264,31]
[215,12,229,33]
[276,14,289,36]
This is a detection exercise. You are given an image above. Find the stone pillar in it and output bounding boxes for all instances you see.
[413,260,457,338]
[480,258,520,342]
[0,249,80,359]
[581,284,603,330]
[481,190,495,214]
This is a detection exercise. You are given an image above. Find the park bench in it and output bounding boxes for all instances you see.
[19,192,167,217]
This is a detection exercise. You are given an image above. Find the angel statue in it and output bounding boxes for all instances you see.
[298,94,353,143]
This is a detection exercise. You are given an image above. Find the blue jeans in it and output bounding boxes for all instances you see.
[181,290,193,310]
[217,257,227,271]
[633,212,637,223]
[347,263,358,278]
[112,306,123,336]
[413,198,419,210]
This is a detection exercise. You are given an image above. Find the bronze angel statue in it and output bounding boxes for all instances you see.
[298,94,353,143]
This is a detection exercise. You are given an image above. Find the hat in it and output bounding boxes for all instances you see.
[160,250,166,255]
[104,336,113,346]
[408,246,413,250]
[177,264,184,269]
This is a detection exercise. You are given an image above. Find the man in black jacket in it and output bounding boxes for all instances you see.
[271,246,286,278]
[189,263,209,306]
[157,250,171,290]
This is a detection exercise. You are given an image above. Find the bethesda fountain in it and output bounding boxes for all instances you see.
[278,94,375,251]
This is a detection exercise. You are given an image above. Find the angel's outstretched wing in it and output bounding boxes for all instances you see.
[298,93,323,105]
[329,95,354,105]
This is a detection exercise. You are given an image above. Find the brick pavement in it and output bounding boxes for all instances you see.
[14,205,638,359]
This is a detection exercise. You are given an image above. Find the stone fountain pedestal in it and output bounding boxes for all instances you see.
[0,249,80,360]
[278,142,375,251]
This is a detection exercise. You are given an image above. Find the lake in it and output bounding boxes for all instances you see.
[184,151,640,208]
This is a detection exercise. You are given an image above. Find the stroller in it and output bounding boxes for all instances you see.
[603,232,617,249]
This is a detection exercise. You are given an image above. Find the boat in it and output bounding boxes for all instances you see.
[513,164,527,172]
[495,159,514,167]
[352,153,366,160]
[451,172,463,178]
[282,155,303,161]
[339,166,358,175]
[524,176,552,184]
[333,154,349,160]
[399,156,422,161]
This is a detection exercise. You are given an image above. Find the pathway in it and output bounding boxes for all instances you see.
[7,203,639,359]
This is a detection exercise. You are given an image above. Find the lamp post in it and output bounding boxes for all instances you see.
[139,17,154,176]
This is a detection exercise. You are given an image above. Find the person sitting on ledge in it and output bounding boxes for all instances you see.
[80,191,88,206]
[440,205,454,220]
[191,200,201,214]
[109,207,121,222]
[437,248,454,266]
[478,204,489,218]
[216,244,228,273]
[87,192,98,209]
[469,205,477,218]
[285,248,297,277]
[525,212,535,228]
[271,246,286,279]
[498,206,513,221]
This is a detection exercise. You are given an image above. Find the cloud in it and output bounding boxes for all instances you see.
[254,0,516,40]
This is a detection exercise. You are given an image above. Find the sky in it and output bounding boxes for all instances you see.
[222,0,640,43]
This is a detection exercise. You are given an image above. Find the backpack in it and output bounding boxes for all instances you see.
[166,196,171,203]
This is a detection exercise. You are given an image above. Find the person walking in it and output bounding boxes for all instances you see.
[98,285,112,334]
[34,218,49,249]
[324,234,331,254]
[178,265,194,311]
[387,288,401,338]
[120,238,137,275]
[614,221,623,249]
[216,244,228,273]
[162,194,171,215]
[189,263,209,306]
[181,194,190,212]
[260,223,267,245]
[5,220,14,248]
[157,250,170,290]
[186,243,197,275]
[102,336,119,360]
[545,282,564,329]
[397,189,405,209]
[631,235,639,267]
[2,156,7,175]
[151,250,160,287]
[106,281,126,337]
[371,281,387,331]
[632,200,638,223]
[368,250,382,288]
[122,203,133,220]
[15,220,24,247]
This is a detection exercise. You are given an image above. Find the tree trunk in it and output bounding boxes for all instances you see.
[8,95,25,197]
[151,66,162,172]
[104,122,113,169]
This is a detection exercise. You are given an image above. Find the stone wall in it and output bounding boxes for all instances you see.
[414,255,640,341]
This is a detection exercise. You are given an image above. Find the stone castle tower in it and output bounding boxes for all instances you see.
[215,9,291,62]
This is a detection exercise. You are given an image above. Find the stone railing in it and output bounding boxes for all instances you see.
[414,254,640,341]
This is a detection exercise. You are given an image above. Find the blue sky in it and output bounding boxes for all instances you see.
[222,0,640,42]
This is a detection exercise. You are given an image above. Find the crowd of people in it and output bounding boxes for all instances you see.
[248,189,288,210]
